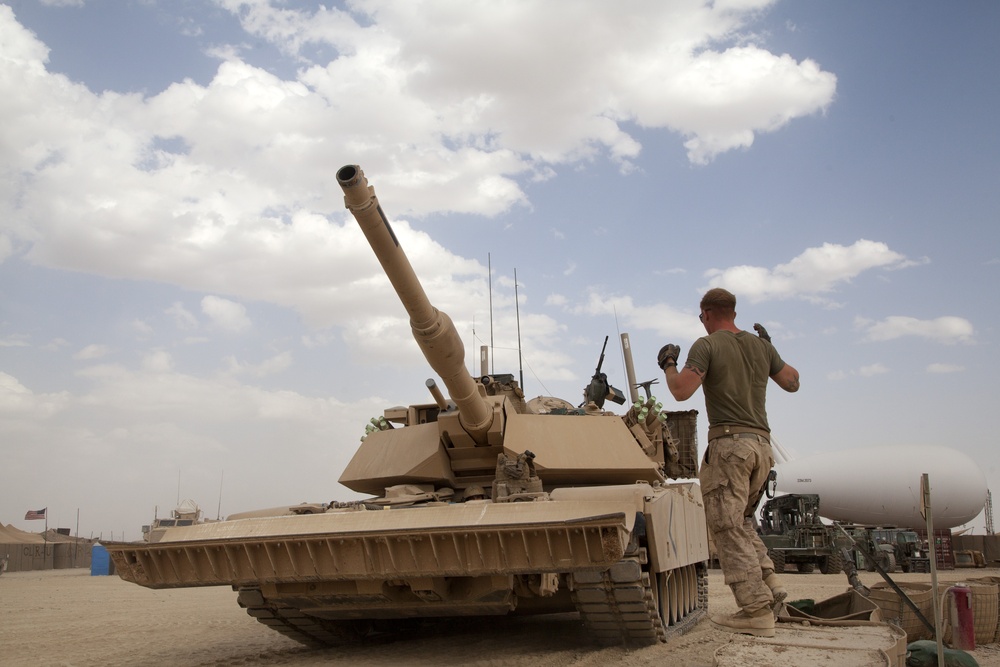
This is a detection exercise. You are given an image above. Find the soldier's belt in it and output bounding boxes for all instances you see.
[707,425,771,441]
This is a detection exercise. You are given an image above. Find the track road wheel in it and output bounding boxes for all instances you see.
[571,555,707,646]
[236,588,369,647]
[653,563,708,642]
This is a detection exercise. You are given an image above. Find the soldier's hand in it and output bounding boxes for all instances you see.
[657,344,681,370]
[753,323,771,343]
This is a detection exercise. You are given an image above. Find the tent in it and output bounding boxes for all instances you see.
[0,524,94,573]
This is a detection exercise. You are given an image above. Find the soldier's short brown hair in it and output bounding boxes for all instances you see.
[700,288,736,314]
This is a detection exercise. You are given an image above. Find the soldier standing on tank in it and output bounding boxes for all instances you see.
[657,288,800,637]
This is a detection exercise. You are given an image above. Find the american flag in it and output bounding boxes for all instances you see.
[24,508,47,520]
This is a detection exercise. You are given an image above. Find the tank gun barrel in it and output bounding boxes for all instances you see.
[337,165,493,443]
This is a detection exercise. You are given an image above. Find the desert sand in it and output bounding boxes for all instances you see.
[3,567,1000,667]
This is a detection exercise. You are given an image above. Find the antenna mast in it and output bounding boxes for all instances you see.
[488,253,494,374]
[217,469,225,520]
[514,268,524,391]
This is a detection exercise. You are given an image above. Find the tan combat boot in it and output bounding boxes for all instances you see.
[710,609,776,638]
[764,572,787,605]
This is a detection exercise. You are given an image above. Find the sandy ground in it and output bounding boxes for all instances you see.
[3,567,1000,667]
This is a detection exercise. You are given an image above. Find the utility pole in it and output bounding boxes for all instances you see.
[986,490,995,536]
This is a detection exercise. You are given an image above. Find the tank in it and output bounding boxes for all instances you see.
[102,164,709,647]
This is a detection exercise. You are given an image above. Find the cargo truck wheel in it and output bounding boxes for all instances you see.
[882,553,897,573]
[797,561,815,573]
[769,550,785,573]
[820,550,843,575]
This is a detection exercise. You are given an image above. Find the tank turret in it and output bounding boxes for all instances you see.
[335,165,696,496]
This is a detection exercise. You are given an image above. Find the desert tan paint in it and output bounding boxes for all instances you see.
[103,165,709,648]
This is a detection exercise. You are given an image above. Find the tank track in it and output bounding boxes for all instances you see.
[570,551,707,645]
[237,556,709,648]
[236,588,367,647]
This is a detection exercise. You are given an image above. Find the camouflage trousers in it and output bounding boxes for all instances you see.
[700,433,776,615]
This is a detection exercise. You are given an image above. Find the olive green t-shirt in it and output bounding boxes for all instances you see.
[685,330,785,432]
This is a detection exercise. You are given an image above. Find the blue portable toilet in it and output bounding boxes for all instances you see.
[90,544,114,576]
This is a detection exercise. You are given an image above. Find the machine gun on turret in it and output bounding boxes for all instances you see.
[581,336,626,409]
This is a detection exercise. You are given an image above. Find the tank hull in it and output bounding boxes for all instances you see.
[107,499,637,588]
[105,482,707,644]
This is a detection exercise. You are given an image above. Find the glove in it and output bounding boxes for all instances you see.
[657,344,681,370]
[753,323,771,343]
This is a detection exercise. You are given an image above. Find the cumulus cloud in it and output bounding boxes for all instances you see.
[166,302,199,330]
[0,334,30,348]
[0,371,69,417]
[857,315,975,344]
[927,363,964,374]
[141,350,174,373]
[569,290,704,340]
[0,361,374,533]
[40,337,70,351]
[0,233,12,262]
[220,0,835,167]
[224,351,293,378]
[0,2,836,338]
[74,344,110,360]
[546,294,568,307]
[704,240,912,303]
[858,363,889,377]
[201,295,251,332]
[827,363,889,380]
[131,319,154,337]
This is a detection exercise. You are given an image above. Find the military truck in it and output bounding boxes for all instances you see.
[141,499,208,542]
[845,526,930,574]
[102,165,710,647]
[758,494,846,574]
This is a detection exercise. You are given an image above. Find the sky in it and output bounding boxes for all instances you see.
[1,0,997,541]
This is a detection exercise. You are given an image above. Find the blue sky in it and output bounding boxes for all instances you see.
[1,0,997,540]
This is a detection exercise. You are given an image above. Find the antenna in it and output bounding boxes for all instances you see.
[488,253,494,374]
[514,268,524,391]
[217,469,225,520]
[176,469,181,506]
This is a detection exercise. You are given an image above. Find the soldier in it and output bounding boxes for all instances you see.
[658,288,800,637]
[463,485,487,501]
